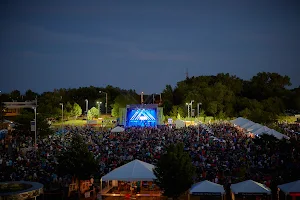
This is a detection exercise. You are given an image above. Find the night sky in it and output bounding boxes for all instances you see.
[1,0,299,94]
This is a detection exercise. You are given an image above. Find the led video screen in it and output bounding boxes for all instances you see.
[126,108,157,127]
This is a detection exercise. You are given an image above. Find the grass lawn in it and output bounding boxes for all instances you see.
[52,117,116,128]
[53,120,88,126]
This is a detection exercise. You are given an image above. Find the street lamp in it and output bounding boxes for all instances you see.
[59,103,63,131]
[32,107,37,148]
[197,102,202,118]
[97,101,102,117]
[99,91,108,114]
[85,99,88,120]
[186,103,190,118]
[190,100,194,117]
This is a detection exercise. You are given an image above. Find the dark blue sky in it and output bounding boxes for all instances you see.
[1,0,299,94]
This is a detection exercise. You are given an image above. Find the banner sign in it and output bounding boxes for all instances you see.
[192,192,221,196]
[31,121,35,131]
[168,118,173,124]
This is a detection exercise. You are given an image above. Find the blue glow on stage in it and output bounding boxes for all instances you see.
[126,108,157,127]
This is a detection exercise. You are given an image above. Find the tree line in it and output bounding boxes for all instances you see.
[1,72,299,124]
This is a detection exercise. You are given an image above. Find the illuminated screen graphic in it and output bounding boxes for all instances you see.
[126,108,157,127]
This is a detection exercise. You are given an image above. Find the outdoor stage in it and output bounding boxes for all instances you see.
[119,104,163,127]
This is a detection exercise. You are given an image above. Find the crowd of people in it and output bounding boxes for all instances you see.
[0,121,299,194]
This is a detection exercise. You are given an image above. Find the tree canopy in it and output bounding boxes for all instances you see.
[154,143,195,198]
[57,134,98,180]
[4,72,300,124]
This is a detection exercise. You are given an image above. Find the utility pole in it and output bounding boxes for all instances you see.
[97,101,102,117]
[186,103,190,118]
[190,100,194,117]
[85,99,88,119]
[99,91,108,114]
[197,102,202,118]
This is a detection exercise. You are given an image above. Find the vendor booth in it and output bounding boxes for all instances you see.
[230,180,272,200]
[100,159,161,197]
[189,180,225,200]
[278,180,300,200]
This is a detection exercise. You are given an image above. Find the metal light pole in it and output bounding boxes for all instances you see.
[97,101,102,117]
[186,103,190,118]
[85,99,88,119]
[197,102,202,118]
[190,100,194,117]
[59,103,63,131]
[33,107,37,148]
[141,92,144,104]
[152,94,155,104]
[99,91,108,114]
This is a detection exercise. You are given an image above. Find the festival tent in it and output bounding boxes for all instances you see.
[175,119,185,129]
[231,180,271,195]
[101,159,156,181]
[111,126,125,133]
[240,121,256,129]
[252,126,271,135]
[266,129,290,140]
[190,180,225,195]
[278,180,300,195]
[230,117,251,127]
[246,123,263,132]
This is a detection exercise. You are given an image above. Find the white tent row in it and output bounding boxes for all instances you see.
[101,159,156,181]
[190,180,225,196]
[278,180,300,195]
[231,180,271,195]
[230,117,289,140]
[111,126,125,133]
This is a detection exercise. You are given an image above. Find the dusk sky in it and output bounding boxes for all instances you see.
[1,0,299,94]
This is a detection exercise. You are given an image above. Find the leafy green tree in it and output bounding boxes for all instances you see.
[24,90,38,101]
[64,102,73,120]
[207,101,218,117]
[71,103,82,119]
[170,105,184,118]
[10,90,21,101]
[90,107,99,118]
[154,143,195,199]
[58,134,98,197]
[14,109,53,137]
[87,110,92,120]
[111,95,135,117]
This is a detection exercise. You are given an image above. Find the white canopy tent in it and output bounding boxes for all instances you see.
[101,159,156,181]
[252,126,271,135]
[190,180,225,195]
[278,180,300,195]
[230,117,250,127]
[231,180,271,195]
[230,117,289,140]
[266,129,290,140]
[111,126,125,133]
[240,121,256,129]
[246,123,263,132]
[175,119,185,129]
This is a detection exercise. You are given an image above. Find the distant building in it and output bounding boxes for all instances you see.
[2,101,37,117]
